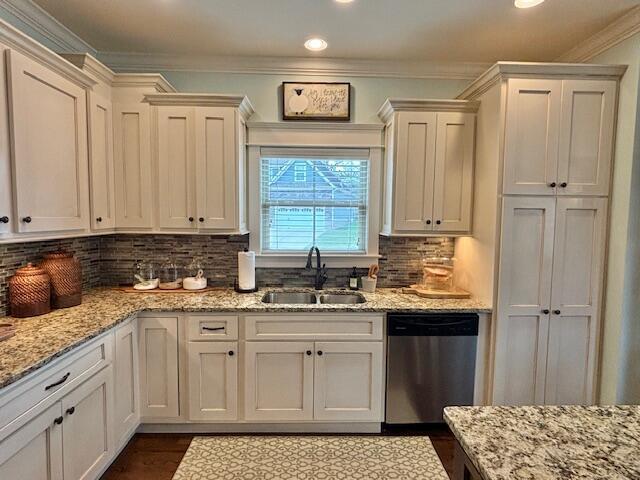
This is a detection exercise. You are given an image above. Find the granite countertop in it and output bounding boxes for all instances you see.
[444,405,640,480]
[0,287,490,390]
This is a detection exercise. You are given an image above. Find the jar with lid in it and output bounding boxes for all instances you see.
[183,258,207,290]
[133,261,158,290]
[159,260,183,290]
[8,263,51,317]
[421,256,454,291]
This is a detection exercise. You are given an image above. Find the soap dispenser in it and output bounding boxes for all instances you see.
[349,267,359,290]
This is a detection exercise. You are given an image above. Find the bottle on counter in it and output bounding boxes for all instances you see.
[349,267,359,290]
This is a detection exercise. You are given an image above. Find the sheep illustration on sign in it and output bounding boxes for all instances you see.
[283,82,350,121]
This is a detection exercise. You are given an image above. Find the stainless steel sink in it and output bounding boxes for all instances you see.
[319,293,366,304]
[261,292,318,304]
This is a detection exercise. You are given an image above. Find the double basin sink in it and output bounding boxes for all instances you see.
[261,291,366,305]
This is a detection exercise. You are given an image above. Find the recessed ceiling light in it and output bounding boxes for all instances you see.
[335,0,355,3]
[514,0,545,8]
[304,38,328,52]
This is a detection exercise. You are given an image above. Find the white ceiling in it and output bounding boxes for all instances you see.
[33,0,640,62]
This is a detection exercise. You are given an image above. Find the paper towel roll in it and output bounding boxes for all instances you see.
[238,250,256,291]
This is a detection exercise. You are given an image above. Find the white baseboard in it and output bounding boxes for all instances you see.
[138,422,382,434]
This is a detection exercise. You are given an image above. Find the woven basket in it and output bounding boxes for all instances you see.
[8,263,51,317]
[40,251,82,308]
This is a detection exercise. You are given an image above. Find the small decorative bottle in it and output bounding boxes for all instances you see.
[348,267,359,291]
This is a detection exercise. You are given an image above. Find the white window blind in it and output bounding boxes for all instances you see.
[260,153,369,253]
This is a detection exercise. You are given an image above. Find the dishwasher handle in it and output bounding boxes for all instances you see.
[388,314,479,336]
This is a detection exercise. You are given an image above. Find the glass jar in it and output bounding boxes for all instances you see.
[159,260,183,290]
[422,256,454,291]
[133,261,158,290]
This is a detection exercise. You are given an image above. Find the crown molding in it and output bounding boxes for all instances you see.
[556,5,640,62]
[111,73,176,93]
[97,51,491,80]
[60,53,115,85]
[144,93,255,118]
[457,61,628,99]
[0,0,96,54]
[377,98,480,122]
[247,121,384,131]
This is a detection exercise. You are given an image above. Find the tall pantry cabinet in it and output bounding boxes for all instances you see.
[453,62,626,406]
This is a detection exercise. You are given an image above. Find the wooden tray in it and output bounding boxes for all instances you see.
[118,286,222,294]
[402,285,471,299]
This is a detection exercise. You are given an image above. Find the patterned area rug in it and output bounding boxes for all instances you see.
[173,435,448,479]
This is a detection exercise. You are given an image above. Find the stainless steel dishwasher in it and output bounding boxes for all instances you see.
[385,313,479,424]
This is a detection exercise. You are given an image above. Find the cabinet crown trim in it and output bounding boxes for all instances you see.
[112,73,177,93]
[60,53,115,85]
[0,17,95,88]
[144,93,254,118]
[377,98,480,122]
[458,61,627,100]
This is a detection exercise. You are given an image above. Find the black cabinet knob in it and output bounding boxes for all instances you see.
[549,182,557,188]
[317,350,323,356]
[54,416,63,425]
[306,350,312,356]
[426,220,432,225]
[553,310,561,315]
[96,217,102,222]
[560,182,568,188]
[0,216,8,223]
[542,309,550,315]
[436,220,442,225]
[188,217,194,222]
[66,406,75,415]
[228,350,234,356]
[199,217,204,223]
[22,216,32,223]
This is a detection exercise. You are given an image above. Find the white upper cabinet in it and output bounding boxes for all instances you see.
[558,81,616,196]
[378,99,478,236]
[503,77,617,196]
[89,92,116,230]
[7,49,90,233]
[157,106,197,229]
[0,46,12,237]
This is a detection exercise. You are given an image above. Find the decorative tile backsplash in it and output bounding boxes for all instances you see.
[0,234,454,315]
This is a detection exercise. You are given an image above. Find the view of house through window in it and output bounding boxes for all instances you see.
[260,153,369,253]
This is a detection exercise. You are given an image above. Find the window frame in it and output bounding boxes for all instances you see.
[248,130,383,268]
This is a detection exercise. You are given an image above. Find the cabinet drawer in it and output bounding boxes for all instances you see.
[187,315,238,341]
[245,315,383,341]
[0,334,112,439]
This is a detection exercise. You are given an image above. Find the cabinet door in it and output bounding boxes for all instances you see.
[493,196,556,405]
[114,320,139,446]
[7,49,89,233]
[0,403,63,480]
[313,342,383,421]
[195,107,237,230]
[503,79,562,195]
[158,106,197,229]
[89,92,116,230]
[138,316,179,418]
[432,112,475,232]
[113,103,153,228]
[187,341,238,421]
[244,342,314,421]
[393,111,437,231]
[61,367,113,480]
[545,197,607,405]
[0,47,12,236]
[557,80,616,196]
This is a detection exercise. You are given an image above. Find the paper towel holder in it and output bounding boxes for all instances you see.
[234,278,258,294]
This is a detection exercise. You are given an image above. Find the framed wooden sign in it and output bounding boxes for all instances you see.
[282,82,351,121]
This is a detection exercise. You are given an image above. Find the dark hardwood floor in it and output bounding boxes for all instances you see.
[101,426,455,479]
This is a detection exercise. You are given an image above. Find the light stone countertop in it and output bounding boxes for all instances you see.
[444,405,640,480]
[0,287,490,390]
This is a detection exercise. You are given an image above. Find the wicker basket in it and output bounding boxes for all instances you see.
[40,251,82,308]
[8,263,51,317]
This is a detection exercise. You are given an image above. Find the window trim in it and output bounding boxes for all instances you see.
[247,123,384,268]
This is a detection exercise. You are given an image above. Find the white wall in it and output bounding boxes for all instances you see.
[157,71,471,123]
[590,33,640,404]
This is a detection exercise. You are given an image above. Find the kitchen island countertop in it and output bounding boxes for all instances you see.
[0,287,490,390]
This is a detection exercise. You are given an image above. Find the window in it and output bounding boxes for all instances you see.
[260,153,369,254]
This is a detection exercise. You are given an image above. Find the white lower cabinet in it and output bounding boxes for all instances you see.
[244,341,315,421]
[0,403,63,480]
[113,320,139,444]
[138,316,180,418]
[187,341,238,421]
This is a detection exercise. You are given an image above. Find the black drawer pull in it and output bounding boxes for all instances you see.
[54,416,63,425]
[202,326,225,332]
[45,372,70,390]
[0,216,8,223]
[306,350,312,356]
[317,350,323,356]
[228,350,234,356]
[22,216,32,223]
[66,406,75,415]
